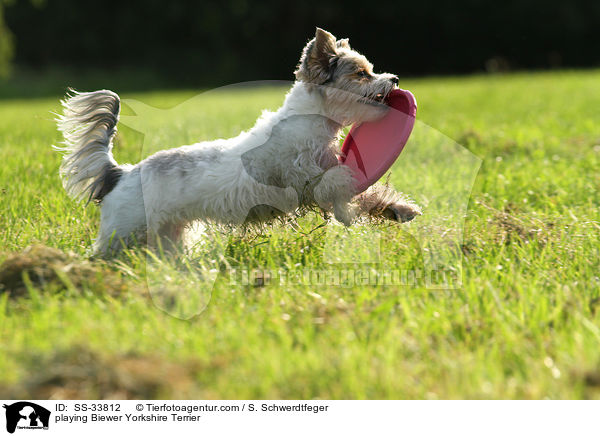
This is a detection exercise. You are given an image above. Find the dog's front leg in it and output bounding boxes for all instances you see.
[354,183,422,223]
[313,165,357,226]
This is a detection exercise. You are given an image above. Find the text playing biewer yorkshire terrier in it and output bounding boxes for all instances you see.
[55,28,421,255]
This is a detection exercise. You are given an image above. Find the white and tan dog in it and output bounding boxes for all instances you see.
[55,28,421,255]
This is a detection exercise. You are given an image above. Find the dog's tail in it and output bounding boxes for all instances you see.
[54,89,123,204]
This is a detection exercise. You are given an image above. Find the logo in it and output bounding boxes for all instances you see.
[3,402,50,434]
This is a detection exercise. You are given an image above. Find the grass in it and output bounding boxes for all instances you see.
[0,69,599,399]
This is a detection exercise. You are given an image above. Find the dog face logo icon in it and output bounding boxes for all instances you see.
[3,402,50,434]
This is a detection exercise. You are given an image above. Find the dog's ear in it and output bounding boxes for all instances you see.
[295,27,338,84]
[336,38,350,50]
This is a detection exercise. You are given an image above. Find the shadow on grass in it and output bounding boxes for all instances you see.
[0,346,207,399]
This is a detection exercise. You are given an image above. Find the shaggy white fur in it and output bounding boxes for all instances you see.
[55,28,421,255]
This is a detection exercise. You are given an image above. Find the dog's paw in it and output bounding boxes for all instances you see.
[333,202,357,226]
[381,202,422,223]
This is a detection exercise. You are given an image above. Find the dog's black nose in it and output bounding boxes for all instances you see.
[390,76,399,85]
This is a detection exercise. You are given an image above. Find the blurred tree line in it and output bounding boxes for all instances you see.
[0,0,13,77]
[1,0,599,83]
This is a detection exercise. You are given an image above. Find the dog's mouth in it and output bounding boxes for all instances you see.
[373,92,385,103]
[358,90,389,107]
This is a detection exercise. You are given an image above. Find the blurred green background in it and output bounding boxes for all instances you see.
[1,0,600,97]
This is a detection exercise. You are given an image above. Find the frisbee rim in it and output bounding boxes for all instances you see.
[339,88,417,193]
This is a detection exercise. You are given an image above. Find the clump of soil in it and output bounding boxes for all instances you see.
[0,245,127,298]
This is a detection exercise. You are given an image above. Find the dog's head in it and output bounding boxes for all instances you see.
[295,28,399,124]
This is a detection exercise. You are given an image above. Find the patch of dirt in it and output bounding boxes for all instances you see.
[589,298,600,315]
[0,347,202,399]
[0,245,128,298]
[583,370,600,388]
[480,202,553,246]
[456,129,483,148]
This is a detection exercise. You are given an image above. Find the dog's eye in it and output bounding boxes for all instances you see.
[357,70,369,78]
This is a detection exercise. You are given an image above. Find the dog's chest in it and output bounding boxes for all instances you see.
[241,114,339,193]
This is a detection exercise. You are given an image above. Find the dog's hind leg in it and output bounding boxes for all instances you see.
[94,206,147,256]
[150,221,185,255]
[94,185,148,256]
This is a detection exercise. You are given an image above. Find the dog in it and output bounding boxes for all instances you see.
[55,28,421,255]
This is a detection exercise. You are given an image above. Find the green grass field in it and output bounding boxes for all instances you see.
[1,70,599,399]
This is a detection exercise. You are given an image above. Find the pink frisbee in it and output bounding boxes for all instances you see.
[339,88,417,193]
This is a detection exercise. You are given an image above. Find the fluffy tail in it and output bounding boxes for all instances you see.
[55,89,123,204]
